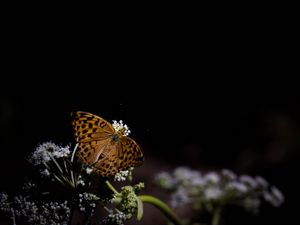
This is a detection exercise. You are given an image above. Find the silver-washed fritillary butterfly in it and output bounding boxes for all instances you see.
[72,111,144,177]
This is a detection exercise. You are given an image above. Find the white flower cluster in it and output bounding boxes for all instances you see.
[29,142,71,166]
[112,120,131,136]
[76,175,85,186]
[22,181,36,192]
[78,192,98,216]
[114,169,130,182]
[0,192,10,213]
[155,167,284,213]
[0,193,70,225]
[107,210,126,225]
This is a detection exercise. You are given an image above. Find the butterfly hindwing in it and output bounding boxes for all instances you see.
[92,142,121,176]
[76,139,110,165]
[118,136,144,169]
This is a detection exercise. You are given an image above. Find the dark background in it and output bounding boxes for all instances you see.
[1,10,299,224]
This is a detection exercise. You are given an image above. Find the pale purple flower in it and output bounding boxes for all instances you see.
[226,181,248,193]
[204,187,223,200]
[204,172,220,184]
[240,175,257,188]
[221,169,237,180]
[171,187,190,208]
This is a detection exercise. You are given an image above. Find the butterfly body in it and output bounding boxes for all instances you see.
[72,111,143,177]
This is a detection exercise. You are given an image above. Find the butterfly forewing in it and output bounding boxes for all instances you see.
[72,111,115,142]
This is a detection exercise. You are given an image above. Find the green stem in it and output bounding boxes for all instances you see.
[139,195,182,225]
[70,144,78,187]
[212,207,222,225]
[105,180,119,194]
[71,143,78,163]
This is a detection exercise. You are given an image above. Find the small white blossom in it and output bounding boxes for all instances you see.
[2,194,70,225]
[240,175,257,188]
[264,186,284,207]
[108,211,126,225]
[255,176,268,188]
[76,175,85,186]
[86,167,93,174]
[22,181,37,192]
[114,170,130,182]
[41,169,50,176]
[204,187,223,200]
[204,172,220,184]
[171,187,190,208]
[174,167,202,185]
[226,181,248,193]
[221,169,237,180]
[78,193,99,215]
[154,172,175,189]
[112,120,131,136]
[0,192,10,213]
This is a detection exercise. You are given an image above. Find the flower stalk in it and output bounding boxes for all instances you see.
[139,195,183,225]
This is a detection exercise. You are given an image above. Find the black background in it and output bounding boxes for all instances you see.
[1,11,299,224]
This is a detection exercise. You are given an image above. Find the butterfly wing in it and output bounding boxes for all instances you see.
[77,139,110,165]
[72,111,115,142]
[118,136,144,169]
[92,140,121,176]
[72,111,115,165]
[92,136,143,176]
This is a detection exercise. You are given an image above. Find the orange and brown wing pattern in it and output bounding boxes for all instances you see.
[92,141,121,177]
[72,111,144,177]
[76,139,110,165]
[72,111,115,142]
[118,136,144,169]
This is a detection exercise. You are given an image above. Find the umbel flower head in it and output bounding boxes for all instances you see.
[155,167,284,214]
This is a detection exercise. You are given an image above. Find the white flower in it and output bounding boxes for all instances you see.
[171,187,190,208]
[240,175,257,188]
[154,171,175,189]
[221,169,237,180]
[112,120,131,136]
[108,211,126,225]
[76,175,85,186]
[114,170,130,182]
[226,181,248,193]
[265,186,284,207]
[0,192,10,212]
[4,195,70,225]
[78,192,99,214]
[29,142,71,165]
[255,176,268,188]
[174,167,202,186]
[204,172,220,184]
[204,187,223,200]
[86,167,93,174]
[41,169,50,176]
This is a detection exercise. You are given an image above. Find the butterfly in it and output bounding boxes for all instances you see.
[72,111,144,177]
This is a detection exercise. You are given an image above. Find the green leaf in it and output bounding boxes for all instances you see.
[136,196,144,220]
